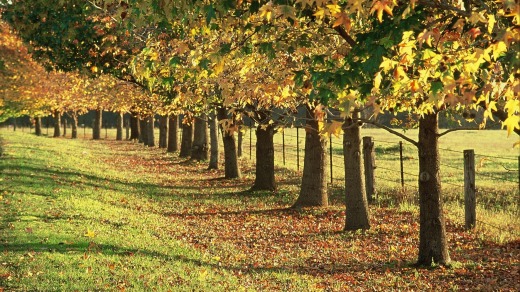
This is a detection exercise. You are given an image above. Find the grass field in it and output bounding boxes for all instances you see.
[1,127,518,291]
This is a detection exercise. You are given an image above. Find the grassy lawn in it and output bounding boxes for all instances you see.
[1,129,518,291]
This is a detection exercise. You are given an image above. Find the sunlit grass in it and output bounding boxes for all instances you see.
[0,126,518,290]
[0,130,247,291]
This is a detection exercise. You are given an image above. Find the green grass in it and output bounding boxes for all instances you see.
[0,131,236,291]
[1,127,518,291]
[0,129,324,291]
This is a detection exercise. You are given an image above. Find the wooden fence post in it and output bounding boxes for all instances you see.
[296,127,300,172]
[282,129,286,165]
[329,135,333,185]
[464,149,476,229]
[363,136,376,202]
[399,141,405,188]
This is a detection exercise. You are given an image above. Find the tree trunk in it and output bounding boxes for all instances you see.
[208,112,219,169]
[53,111,61,138]
[34,117,42,136]
[217,106,241,178]
[146,116,155,147]
[293,104,328,207]
[237,129,243,158]
[158,115,168,148]
[251,124,276,191]
[62,116,67,137]
[343,112,370,231]
[417,112,451,266]
[191,113,208,161]
[139,118,147,144]
[125,114,130,140]
[12,118,17,131]
[116,112,124,141]
[130,113,140,141]
[70,112,78,139]
[167,115,179,152]
[179,121,193,157]
[93,109,102,140]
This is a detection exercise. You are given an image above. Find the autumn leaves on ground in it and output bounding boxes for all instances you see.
[1,131,519,291]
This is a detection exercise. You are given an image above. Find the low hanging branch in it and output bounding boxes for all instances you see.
[437,127,480,138]
[352,117,419,147]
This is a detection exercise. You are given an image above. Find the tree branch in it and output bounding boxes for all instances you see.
[437,127,480,138]
[334,26,356,47]
[353,117,419,147]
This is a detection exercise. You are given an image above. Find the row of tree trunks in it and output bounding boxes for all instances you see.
[34,106,451,268]
[49,112,79,139]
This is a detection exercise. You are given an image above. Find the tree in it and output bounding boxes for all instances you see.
[292,103,328,207]
[179,116,193,158]
[191,113,208,161]
[343,111,370,230]
[167,114,179,152]
[158,115,168,148]
[207,111,219,169]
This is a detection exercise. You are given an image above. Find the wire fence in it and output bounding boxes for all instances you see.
[239,125,519,235]
[4,120,519,235]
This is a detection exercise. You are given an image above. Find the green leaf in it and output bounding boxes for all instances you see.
[204,4,216,25]
[199,58,211,70]
[249,1,260,13]
[431,81,443,95]
[219,43,232,55]
[169,56,181,67]
[258,42,276,59]
[293,70,304,87]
